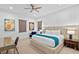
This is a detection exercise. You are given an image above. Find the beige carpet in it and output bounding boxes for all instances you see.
[1,38,79,54]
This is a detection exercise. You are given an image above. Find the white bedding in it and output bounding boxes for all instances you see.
[42,33,64,43]
[32,34,64,47]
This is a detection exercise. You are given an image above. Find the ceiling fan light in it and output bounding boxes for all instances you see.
[9,6,13,10]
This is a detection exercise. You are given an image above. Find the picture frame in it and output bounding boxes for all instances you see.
[19,19,26,32]
[29,22,34,31]
[4,19,15,31]
[38,21,42,31]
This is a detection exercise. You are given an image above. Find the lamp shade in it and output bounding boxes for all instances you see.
[67,31,75,34]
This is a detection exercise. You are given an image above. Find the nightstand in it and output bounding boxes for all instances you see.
[64,39,79,50]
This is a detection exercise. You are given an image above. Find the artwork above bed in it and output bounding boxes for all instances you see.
[38,21,42,31]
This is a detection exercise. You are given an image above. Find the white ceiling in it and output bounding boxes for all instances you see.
[0,4,76,18]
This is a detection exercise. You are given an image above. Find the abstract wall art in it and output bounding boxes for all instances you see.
[4,19,15,31]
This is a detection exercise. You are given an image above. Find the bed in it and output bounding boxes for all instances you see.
[30,33,64,54]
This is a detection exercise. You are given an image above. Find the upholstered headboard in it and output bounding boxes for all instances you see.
[44,27,62,35]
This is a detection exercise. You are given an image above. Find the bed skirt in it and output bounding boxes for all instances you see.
[30,39,63,54]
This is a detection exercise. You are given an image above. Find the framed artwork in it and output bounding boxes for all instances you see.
[19,20,26,32]
[29,22,34,31]
[38,21,42,31]
[4,19,15,31]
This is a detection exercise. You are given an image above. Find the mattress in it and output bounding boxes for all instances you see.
[32,34,64,48]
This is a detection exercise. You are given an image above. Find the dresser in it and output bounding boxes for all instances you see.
[64,39,79,50]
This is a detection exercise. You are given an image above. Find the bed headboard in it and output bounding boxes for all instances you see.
[44,27,62,35]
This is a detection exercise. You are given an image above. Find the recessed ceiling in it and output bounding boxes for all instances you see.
[0,4,76,18]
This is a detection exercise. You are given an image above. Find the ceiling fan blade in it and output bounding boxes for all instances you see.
[24,8,31,9]
[30,4,34,8]
[35,7,42,9]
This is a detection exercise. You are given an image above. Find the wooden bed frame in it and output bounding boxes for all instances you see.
[30,39,64,54]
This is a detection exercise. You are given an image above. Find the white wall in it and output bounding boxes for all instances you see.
[41,5,79,27]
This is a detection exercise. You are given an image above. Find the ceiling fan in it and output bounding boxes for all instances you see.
[24,4,42,13]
